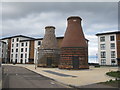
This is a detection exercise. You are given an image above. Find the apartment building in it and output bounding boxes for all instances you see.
[96,31,120,66]
[1,38,11,63]
[10,35,35,63]
[1,35,88,64]
[0,41,7,63]
[1,35,35,64]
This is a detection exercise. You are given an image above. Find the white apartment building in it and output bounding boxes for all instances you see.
[10,35,35,63]
[0,41,7,63]
[96,31,120,66]
[34,38,42,64]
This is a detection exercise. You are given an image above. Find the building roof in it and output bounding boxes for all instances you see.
[20,36,89,42]
[96,31,120,36]
[0,40,6,44]
[1,35,35,40]
[20,37,64,42]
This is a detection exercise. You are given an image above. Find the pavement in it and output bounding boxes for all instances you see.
[0,67,2,90]
[3,64,118,88]
[2,65,71,88]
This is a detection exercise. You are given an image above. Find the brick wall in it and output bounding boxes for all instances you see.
[116,33,120,65]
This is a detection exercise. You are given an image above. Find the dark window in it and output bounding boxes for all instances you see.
[16,38,19,42]
[12,49,14,52]
[111,59,116,65]
[101,59,106,65]
[111,51,115,58]
[25,54,27,58]
[100,36,105,42]
[111,43,115,49]
[21,48,23,52]
[25,48,27,52]
[100,44,105,50]
[110,36,115,41]
[16,49,18,52]
[26,42,27,46]
[21,54,23,58]
[12,39,14,42]
[16,43,18,47]
[38,41,41,45]
[101,52,106,58]
[21,43,24,46]
[12,44,14,47]
[16,54,17,58]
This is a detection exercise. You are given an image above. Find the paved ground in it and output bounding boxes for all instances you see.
[0,67,2,89]
[3,64,119,89]
[78,84,117,88]
[2,65,71,88]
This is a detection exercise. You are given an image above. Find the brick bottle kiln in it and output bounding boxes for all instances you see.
[59,16,89,69]
[38,26,59,67]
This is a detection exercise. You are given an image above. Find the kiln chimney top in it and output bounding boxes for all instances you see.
[45,26,55,29]
[67,16,82,21]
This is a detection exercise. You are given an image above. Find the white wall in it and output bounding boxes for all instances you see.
[19,41,30,63]
[98,34,117,65]
[34,40,42,64]
[0,41,7,63]
[10,37,31,63]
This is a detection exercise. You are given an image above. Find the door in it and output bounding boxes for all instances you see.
[20,59,23,64]
[72,56,79,69]
[47,57,52,67]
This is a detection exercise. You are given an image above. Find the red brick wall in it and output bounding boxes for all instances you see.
[59,47,89,69]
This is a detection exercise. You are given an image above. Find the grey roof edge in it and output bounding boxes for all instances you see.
[96,31,120,36]
[1,35,35,40]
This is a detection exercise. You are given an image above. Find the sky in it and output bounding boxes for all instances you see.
[0,1,119,63]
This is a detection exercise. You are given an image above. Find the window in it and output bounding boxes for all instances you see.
[21,48,23,52]
[16,49,18,52]
[16,38,19,42]
[16,43,18,47]
[16,54,17,58]
[111,43,115,49]
[101,59,106,65]
[25,54,27,58]
[12,39,14,42]
[26,42,27,46]
[100,44,105,50]
[38,41,41,45]
[21,54,23,58]
[111,51,115,58]
[100,36,105,42]
[110,36,115,41]
[21,43,24,46]
[101,51,106,58]
[12,49,14,52]
[111,59,116,65]
[25,48,27,52]
[12,44,14,47]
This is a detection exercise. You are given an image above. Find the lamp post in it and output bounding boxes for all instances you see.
[34,48,38,69]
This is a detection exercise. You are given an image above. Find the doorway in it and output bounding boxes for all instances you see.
[72,56,79,69]
[47,57,52,67]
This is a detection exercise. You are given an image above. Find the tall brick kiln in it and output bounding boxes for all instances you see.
[59,16,89,69]
[38,26,59,67]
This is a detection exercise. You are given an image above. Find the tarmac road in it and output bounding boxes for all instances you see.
[2,65,71,89]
